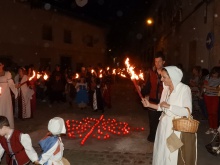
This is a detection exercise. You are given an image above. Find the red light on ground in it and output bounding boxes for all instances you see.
[66,115,144,145]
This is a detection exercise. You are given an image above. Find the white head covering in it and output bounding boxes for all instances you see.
[164,66,183,90]
[48,117,66,135]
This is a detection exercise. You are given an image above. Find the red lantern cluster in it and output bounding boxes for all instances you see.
[65,115,145,145]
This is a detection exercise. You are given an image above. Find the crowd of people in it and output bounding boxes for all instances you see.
[0,58,117,164]
[0,59,115,122]
[189,65,220,134]
[1,54,220,164]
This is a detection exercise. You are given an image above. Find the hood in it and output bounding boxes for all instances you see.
[164,66,183,90]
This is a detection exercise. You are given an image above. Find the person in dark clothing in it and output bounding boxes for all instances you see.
[93,78,104,113]
[49,73,65,107]
[141,51,165,143]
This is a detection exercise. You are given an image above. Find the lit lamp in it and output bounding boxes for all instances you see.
[146,18,153,26]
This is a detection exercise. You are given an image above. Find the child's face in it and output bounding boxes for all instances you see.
[0,127,6,136]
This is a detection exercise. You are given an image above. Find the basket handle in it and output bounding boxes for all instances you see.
[185,107,193,120]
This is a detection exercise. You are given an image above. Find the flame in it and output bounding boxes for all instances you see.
[125,58,138,80]
[29,71,36,81]
[112,69,116,75]
[91,69,94,73]
[120,73,126,78]
[37,72,42,79]
[107,67,110,71]
[43,73,48,80]
[99,74,103,78]
[139,72,144,80]
[75,73,79,79]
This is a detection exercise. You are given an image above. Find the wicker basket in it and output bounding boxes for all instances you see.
[172,107,200,133]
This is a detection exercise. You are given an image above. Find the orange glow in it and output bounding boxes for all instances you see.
[37,72,42,79]
[29,71,36,81]
[75,73,79,79]
[43,73,48,80]
[112,69,116,75]
[146,18,153,25]
[125,58,138,80]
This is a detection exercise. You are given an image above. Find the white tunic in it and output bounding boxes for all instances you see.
[153,83,194,165]
[14,74,34,118]
[0,71,17,128]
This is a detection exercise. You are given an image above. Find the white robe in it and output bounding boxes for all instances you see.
[14,75,34,118]
[0,71,17,128]
[153,82,196,165]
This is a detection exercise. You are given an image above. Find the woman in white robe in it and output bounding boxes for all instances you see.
[14,67,34,119]
[0,61,18,128]
[142,66,197,165]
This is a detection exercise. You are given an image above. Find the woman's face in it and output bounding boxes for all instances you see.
[161,70,172,86]
[18,69,24,77]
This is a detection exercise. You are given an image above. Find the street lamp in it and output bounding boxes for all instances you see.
[146,18,153,26]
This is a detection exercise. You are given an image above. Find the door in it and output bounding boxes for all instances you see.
[188,40,197,72]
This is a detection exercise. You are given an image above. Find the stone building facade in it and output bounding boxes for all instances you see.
[0,0,107,71]
[145,0,220,72]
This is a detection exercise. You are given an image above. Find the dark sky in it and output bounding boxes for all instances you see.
[38,0,153,25]
[31,0,153,54]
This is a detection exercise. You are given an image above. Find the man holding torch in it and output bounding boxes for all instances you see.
[141,51,165,143]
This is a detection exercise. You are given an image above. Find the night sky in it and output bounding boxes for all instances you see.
[31,0,153,55]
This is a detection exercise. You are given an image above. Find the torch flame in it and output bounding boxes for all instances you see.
[29,71,36,81]
[120,73,126,78]
[75,73,79,79]
[124,58,143,99]
[112,69,116,75]
[139,72,144,80]
[43,73,48,80]
[125,58,138,80]
[37,72,42,79]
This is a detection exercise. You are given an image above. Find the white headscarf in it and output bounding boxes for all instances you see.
[164,66,183,90]
[48,117,66,135]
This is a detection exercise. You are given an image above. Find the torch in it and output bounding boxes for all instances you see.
[19,70,36,87]
[125,58,143,99]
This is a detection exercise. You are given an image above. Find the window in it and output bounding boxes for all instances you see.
[63,30,72,44]
[42,25,53,41]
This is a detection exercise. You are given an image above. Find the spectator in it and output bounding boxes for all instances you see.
[203,66,220,134]
[141,51,165,143]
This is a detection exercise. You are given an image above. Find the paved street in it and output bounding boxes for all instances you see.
[1,78,220,164]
